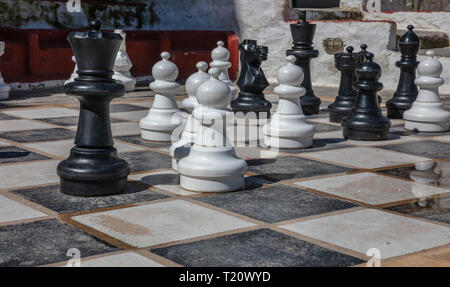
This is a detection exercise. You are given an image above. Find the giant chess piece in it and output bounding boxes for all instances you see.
[57,20,130,196]
[210,41,238,102]
[386,25,420,119]
[178,68,247,192]
[231,39,271,118]
[286,11,320,115]
[342,53,391,140]
[140,52,184,141]
[0,41,10,100]
[328,46,365,123]
[182,61,208,112]
[113,29,136,92]
[263,55,315,148]
[170,61,209,170]
[403,50,450,132]
[65,56,78,85]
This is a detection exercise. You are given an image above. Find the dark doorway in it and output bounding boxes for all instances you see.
[292,0,340,8]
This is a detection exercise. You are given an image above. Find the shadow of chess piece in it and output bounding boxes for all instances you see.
[386,25,420,119]
[57,20,130,196]
[231,39,271,118]
[328,46,365,123]
[286,11,320,115]
[341,53,391,141]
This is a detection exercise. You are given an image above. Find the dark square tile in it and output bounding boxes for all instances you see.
[197,184,356,223]
[115,135,170,149]
[39,116,125,126]
[0,128,76,143]
[378,140,450,159]
[0,218,119,266]
[386,196,450,225]
[0,113,19,120]
[279,138,349,154]
[151,229,363,267]
[389,125,450,137]
[110,103,146,113]
[121,150,171,172]
[11,181,168,213]
[247,156,353,181]
[0,146,50,164]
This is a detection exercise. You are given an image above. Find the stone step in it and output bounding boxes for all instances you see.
[396,28,449,50]
[288,8,363,21]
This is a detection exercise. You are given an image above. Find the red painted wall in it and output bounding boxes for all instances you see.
[0,28,239,83]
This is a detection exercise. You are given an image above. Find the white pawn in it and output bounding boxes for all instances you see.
[140,52,184,141]
[113,29,136,92]
[170,61,209,170]
[263,55,315,148]
[210,41,237,102]
[0,41,10,100]
[178,68,247,192]
[65,56,78,85]
[403,50,450,132]
[182,61,209,112]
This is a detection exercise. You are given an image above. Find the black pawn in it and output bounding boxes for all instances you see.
[231,39,271,118]
[341,53,391,141]
[327,46,365,123]
[57,20,130,196]
[386,25,420,119]
[286,11,320,115]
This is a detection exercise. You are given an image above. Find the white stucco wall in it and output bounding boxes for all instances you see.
[233,0,450,94]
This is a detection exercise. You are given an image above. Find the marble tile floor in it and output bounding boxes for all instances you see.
[0,98,449,267]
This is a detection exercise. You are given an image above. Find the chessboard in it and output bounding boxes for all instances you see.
[0,97,449,267]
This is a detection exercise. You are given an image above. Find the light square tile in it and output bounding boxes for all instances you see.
[434,135,450,143]
[281,208,450,259]
[0,120,54,132]
[0,194,47,223]
[75,252,164,267]
[0,139,10,147]
[24,139,143,158]
[3,108,78,119]
[295,172,449,205]
[307,117,341,126]
[72,199,255,248]
[111,110,148,122]
[0,160,60,189]
[301,146,429,169]
[111,122,141,136]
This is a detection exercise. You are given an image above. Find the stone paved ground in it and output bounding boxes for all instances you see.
[0,87,449,267]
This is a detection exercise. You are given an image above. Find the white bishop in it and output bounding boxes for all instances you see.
[210,41,237,102]
[112,29,136,92]
[170,61,209,170]
[403,50,450,132]
[140,52,184,141]
[263,55,315,148]
[178,67,247,192]
[0,41,10,100]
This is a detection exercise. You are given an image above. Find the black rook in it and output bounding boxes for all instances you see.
[286,11,320,115]
[341,53,391,141]
[57,20,130,196]
[386,25,420,119]
[327,46,365,123]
